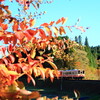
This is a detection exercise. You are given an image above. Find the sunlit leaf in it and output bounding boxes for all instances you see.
[33,67,38,77]
[49,70,54,82]
[20,21,28,30]
[61,17,68,24]
[8,70,19,75]
[15,30,25,40]
[26,73,36,86]
[3,36,9,44]
[49,21,55,26]
[0,47,6,56]
[59,26,66,35]
[19,89,32,95]
[45,68,50,78]
[39,29,46,39]
[24,31,33,40]
[53,70,60,79]
[8,44,13,53]
[38,67,45,79]
[1,24,8,30]
[52,27,59,37]
[12,21,18,32]
[8,54,15,63]
[27,29,37,37]
[30,49,36,59]
[2,57,9,65]
[29,19,35,27]
[44,26,52,36]
[40,23,49,27]
[56,18,61,24]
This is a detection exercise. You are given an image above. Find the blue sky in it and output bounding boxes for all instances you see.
[3,0,100,46]
[38,0,100,46]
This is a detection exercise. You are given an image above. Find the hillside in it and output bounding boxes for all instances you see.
[52,36,99,80]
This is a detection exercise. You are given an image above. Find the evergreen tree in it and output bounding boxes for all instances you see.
[84,37,89,47]
[78,35,82,45]
[75,36,78,43]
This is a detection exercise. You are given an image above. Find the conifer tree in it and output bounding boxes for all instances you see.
[75,36,78,43]
[84,37,89,47]
[78,35,82,45]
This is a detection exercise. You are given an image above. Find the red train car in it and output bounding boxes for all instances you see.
[59,69,85,80]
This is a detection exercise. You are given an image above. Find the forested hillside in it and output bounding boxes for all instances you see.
[52,35,100,80]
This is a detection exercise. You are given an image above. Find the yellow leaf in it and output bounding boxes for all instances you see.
[44,26,52,36]
[52,27,59,37]
[0,64,8,71]
[8,71,19,75]
[30,49,36,59]
[38,67,45,80]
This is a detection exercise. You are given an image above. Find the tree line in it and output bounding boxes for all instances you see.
[75,35,100,68]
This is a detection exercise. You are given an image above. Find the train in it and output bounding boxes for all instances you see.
[58,69,85,80]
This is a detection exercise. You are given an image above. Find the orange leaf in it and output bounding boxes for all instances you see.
[3,36,8,44]
[0,0,5,2]
[8,54,15,63]
[45,68,50,78]
[39,29,46,39]
[40,23,49,27]
[27,29,37,36]
[26,73,36,86]
[13,50,22,58]
[49,70,54,82]
[24,31,32,40]
[1,24,8,30]
[53,70,60,79]
[11,35,17,45]
[61,17,68,24]
[56,18,61,24]
[49,21,55,26]
[15,30,25,40]
[2,57,9,65]
[59,26,66,35]
[0,47,6,56]
[29,19,35,27]
[8,44,13,53]
[12,21,18,32]
[20,21,28,30]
